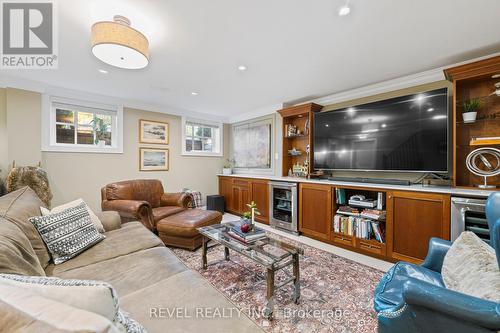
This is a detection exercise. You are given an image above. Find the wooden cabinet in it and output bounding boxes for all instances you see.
[218,176,269,224]
[249,180,269,224]
[299,183,332,241]
[386,191,451,264]
[218,177,233,211]
[231,179,250,214]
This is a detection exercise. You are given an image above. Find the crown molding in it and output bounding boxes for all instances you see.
[0,75,228,122]
[310,68,445,106]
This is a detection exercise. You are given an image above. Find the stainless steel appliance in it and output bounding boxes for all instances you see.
[451,197,490,244]
[269,182,298,234]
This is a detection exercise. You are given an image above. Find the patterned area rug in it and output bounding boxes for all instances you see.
[171,231,384,333]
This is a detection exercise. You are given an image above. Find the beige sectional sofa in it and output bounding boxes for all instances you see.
[0,187,262,333]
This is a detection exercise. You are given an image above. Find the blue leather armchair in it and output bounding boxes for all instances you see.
[374,192,500,333]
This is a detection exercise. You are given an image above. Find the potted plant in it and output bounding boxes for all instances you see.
[462,98,482,123]
[91,117,108,147]
[240,201,261,233]
[222,158,234,175]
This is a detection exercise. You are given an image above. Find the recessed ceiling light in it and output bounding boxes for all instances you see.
[237,65,247,71]
[381,123,387,128]
[338,5,351,16]
[325,124,330,127]
[98,69,108,74]
[191,92,199,96]
[427,108,434,112]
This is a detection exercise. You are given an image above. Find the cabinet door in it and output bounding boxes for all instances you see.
[387,191,450,264]
[250,180,269,224]
[232,180,250,214]
[299,183,332,241]
[218,177,233,212]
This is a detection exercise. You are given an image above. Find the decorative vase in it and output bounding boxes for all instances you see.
[222,168,232,175]
[462,112,477,123]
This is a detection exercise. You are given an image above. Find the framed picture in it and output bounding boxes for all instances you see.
[139,148,169,171]
[139,119,169,144]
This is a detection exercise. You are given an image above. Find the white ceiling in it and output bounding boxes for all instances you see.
[3,0,500,120]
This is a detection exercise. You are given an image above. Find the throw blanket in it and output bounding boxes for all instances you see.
[7,166,53,207]
[182,188,202,208]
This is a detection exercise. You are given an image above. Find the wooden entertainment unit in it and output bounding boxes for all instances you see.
[219,56,499,264]
[219,175,451,264]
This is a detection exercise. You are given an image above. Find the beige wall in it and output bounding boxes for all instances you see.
[0,88,227,211]
[0,89,6,178]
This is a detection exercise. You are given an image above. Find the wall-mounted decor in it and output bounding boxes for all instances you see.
[139,148,169,171]
[139,120,169,145]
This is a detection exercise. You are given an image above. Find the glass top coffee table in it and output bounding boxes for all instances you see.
[197,221,304,319]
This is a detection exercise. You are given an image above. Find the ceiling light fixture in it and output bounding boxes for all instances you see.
[433,115,447,120]
[237,65,247,71]
[98,69,108,74]
[381,123,387,128]
[338,6,350,16]
[338,1,351,16]
[191,92,199,96]
[91,15,149,69]
[427,108,434,112]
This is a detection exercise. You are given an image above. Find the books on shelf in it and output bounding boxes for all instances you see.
[333,214,385,243]
[336,206,386,221]
[335,188,347,205]
[227,223,266,243]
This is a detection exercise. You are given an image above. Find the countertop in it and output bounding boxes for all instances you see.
[218,173,496,198]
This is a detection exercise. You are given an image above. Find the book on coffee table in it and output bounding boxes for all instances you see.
[227,223,266,243]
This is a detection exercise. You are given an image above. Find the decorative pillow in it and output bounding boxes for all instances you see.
[0,274,146,333]
[442,231,500,302]
[41,198,105,233]
[29,202,105,265]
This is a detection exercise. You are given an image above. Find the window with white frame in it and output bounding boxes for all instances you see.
[42,96,123,153]
[182,117,223,156]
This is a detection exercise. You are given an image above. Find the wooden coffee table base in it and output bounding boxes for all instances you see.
[201,236,301,319]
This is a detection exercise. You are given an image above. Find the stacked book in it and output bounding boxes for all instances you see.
[333,215,385,243]
[227,223,266,243]
[359,209,386,221]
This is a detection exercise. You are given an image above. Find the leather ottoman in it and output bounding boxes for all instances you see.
[156,209,222,250]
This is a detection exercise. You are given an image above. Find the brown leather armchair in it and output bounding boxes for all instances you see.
[101,179,193,231]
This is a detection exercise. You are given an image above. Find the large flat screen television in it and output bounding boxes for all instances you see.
[313,88,448,172]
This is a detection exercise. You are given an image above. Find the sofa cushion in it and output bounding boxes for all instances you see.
[54,247,188,296]
[45,221,163,275]
[0,220,45,276]
[0,283,122,333]
[120,270,263,333]
[152,206,185,222]
[442,231,500,302]
[374,261,445,312]
[0,187,51,268]
[30,202,106,265]
[0,273,146,333]
[41,198,105,233]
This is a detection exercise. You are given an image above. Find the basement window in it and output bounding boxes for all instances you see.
[42,96,123,153]
[182,117,223,156]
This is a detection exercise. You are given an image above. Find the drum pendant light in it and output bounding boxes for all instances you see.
[91,15,149,69]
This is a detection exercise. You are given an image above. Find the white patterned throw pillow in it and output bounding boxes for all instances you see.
[41,198,105,233]
[442,231,500,302]
[29,202,105,264]
[0,274,147,333]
